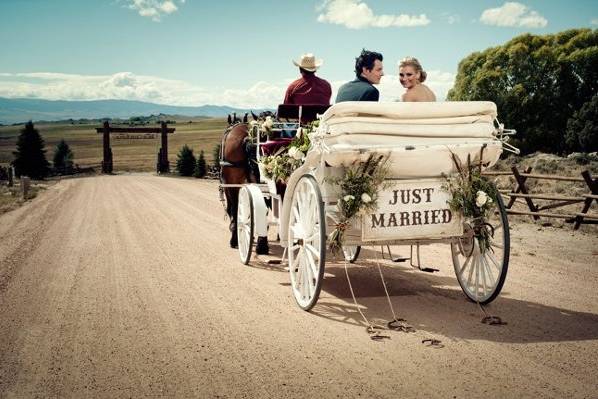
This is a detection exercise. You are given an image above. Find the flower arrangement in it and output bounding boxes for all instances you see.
[442,147,499,252]
[327,154,389,252]
[259,121,317,183]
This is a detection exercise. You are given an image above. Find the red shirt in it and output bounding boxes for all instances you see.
[283,74,332,105]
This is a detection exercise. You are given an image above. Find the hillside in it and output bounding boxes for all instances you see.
[0,98,263,124]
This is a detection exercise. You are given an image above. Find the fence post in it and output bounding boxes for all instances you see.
[21,176,30,200]
[511,166,540,220]
[574,170,598,230]
[8,166,14,187]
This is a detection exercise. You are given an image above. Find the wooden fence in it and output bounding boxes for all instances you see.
[484,167,597,229]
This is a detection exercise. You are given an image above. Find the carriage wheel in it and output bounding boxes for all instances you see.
[342,245,361,263]
[237,186,254,265]
[451,189,510,304]
[288,175,326,311]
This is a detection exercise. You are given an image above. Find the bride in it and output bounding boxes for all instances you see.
[399,57,436,102]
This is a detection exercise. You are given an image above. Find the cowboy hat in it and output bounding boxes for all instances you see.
[292,53,323,72]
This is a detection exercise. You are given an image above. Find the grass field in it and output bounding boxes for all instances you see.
[0,117,227,172]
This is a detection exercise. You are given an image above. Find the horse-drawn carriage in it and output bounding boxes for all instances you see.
[220,101,518,311]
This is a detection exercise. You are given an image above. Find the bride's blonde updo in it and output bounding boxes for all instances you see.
[399,57,427,83]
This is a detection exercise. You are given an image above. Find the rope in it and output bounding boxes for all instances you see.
[373,249,416,334]
[340,253,389,340]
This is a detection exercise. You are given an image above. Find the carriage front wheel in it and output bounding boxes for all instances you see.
[451,188,510,304]
[288,175,326,311]
[237,186,254,265]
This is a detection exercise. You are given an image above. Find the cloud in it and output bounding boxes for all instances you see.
[0,69,457,108]
[317,0,430,29]
[591,18,598,26]
[0,72,286,109]
[480,2,547,28]
[441,12,460,25]
[125,0,182,22]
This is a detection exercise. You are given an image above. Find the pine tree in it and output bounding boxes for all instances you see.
[176,145,196,176]
[194,150,207,178]
[212,143,221,172]
[53,139,75,174]
[12,121,50,179]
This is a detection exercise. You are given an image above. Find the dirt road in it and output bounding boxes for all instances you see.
[1,174,597,398]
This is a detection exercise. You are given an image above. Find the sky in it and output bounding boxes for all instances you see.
[0,0,596,108]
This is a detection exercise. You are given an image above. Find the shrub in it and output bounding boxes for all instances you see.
[176,145,196,176]
[194,150,207,178]
[212,143,221,171]
[53,139,74,174]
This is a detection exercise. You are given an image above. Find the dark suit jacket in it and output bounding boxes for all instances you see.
[335,76,379,103]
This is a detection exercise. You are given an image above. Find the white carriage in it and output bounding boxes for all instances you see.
[236,101,518,311]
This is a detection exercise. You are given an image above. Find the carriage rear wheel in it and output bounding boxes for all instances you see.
[288,175,326,311]
[451,189,510,304]
[237,186,254,265]
[342,245,361,263]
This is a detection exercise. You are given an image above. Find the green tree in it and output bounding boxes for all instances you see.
[53,139,74,174]
[448,29,598,155]
[212,143,221,172]
[194,150,207,178]
[176,144,196,176]
[12,121,50,179]
[565,95,598,153]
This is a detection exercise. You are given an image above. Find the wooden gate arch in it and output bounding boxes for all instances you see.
[96,121,175,173]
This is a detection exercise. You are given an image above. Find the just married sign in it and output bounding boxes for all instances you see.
[362,179,463,241]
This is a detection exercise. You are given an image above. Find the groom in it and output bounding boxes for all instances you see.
[335,49,384,103]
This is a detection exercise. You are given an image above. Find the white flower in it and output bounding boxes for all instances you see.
[361,193,372,203]
[476,191,488,208]
[343,195,355,202]
[288,147,304,160]
[263,116,273,129]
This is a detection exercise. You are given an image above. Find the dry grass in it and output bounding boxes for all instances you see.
[0,117,227,172]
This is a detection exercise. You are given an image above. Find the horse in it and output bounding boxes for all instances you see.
[220,112,269,254]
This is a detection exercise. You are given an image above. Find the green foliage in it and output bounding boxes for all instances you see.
[565,95,598,153]
[176,144,196,176]
[443,151,500,251]
[12,121,50,179]
[53,139,74,173]
[259,121,318,183]
[326,154,389,252]
[194,150,207,178]
[212,143,221,171]
[448,29,598,155]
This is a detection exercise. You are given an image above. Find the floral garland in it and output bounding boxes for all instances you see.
[259,121,317,183]
[327,154,389,252]
[442,147,499,252]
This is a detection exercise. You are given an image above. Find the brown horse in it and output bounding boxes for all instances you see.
[220,113,269,254]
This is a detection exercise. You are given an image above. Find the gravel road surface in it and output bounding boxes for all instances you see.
[1,174,597,398]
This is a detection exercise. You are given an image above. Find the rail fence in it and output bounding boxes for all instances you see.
[484,166,598,229]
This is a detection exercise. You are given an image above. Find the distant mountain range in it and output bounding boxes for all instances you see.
[0,97,264,124]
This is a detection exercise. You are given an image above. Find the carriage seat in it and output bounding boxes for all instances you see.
[311,101,504,178]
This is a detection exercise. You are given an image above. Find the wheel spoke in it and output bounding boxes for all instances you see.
[466,254,476,290]
[487,251,502,272]
[457,252,472,277]
[304,246,319,280]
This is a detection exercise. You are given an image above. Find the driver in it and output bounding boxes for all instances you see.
[283,53,332,105]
